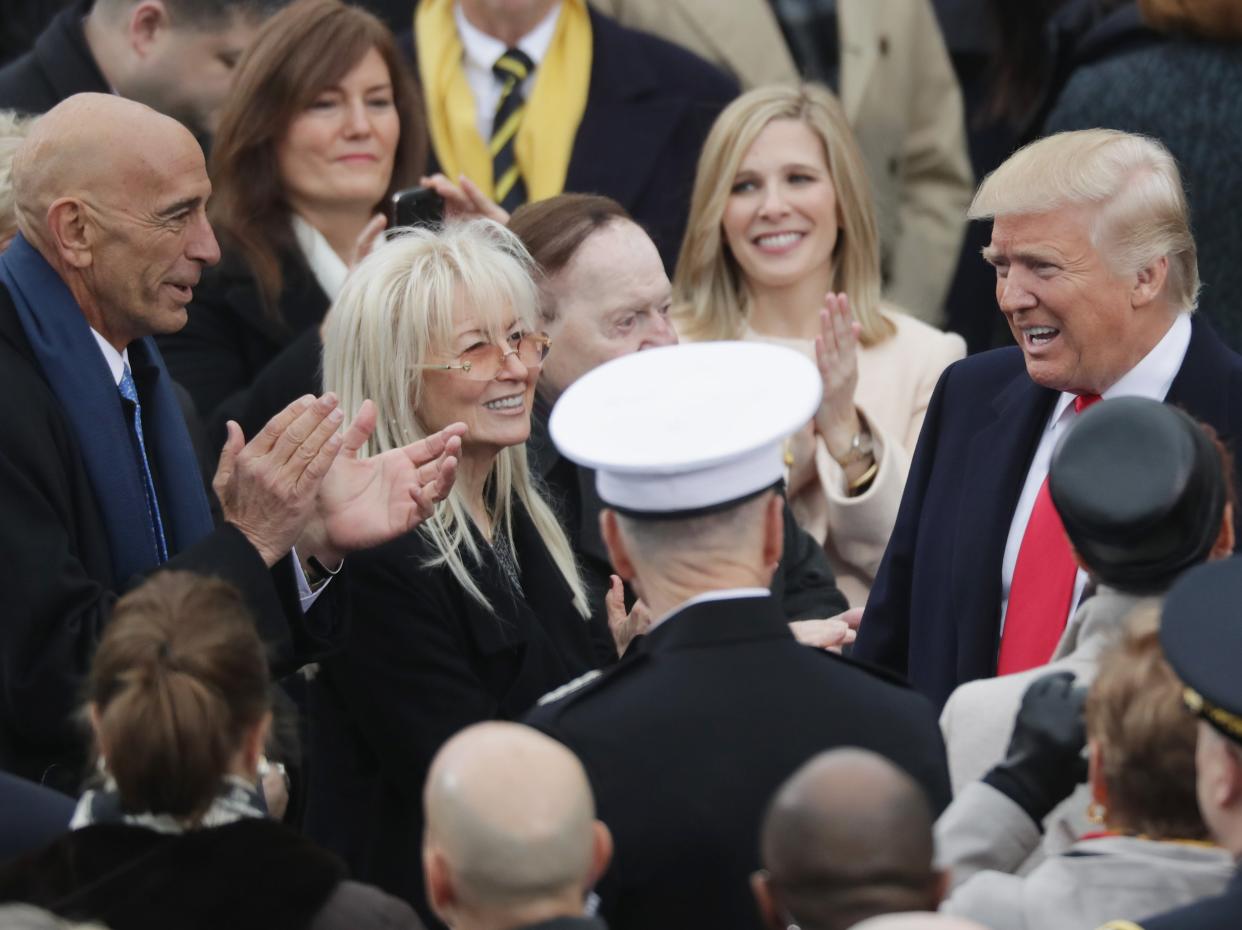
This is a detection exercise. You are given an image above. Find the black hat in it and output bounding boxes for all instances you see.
[1161,558,1242,744]
[1049,397,1225,594]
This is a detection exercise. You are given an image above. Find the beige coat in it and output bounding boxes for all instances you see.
[588,0,974,325]
[745,310,965,606]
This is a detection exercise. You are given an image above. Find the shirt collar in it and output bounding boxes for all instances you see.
[90,328,129,387]
[291,213,350,302]
[454,0,563,75]
[650,587,771,631]
[1049,312,1193,426]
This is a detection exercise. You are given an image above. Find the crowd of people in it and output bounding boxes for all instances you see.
[0,1,1240,930]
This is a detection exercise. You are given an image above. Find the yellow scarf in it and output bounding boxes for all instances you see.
[416,0,593,202]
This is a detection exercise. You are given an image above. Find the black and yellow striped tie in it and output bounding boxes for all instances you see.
[490,47,535,213]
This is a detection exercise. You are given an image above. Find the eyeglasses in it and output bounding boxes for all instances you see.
[415,331,551,381]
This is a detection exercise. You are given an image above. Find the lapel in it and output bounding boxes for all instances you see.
[36,1,111,103]
[564,10,690,209]
[951,355,1058,664]
[644,594,791,655]
[529,401,611,569]
[212,249,330,349]
[836,0,878,122]
[1166,314,1235,446]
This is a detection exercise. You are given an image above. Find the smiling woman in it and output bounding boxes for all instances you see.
[309,220,614,918]
[155,0,427,456]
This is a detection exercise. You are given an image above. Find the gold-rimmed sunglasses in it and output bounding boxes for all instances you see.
[414,331,551,381]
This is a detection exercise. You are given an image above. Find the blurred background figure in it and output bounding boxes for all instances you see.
[157,0,427,452]
[508,192,851,640]
[674,83,964,607]
[592,0,972,326]
[403,0,737,269]
[312,221,613,920]
[423,722,610,930]
[0,0,285,137]
[753,749,947,930]
[850,916,990,930]
[0,572,421,930]
[0,906,107,930]
[0,109,33,251]
[938,620,1232,929]
[940,398,1234,850]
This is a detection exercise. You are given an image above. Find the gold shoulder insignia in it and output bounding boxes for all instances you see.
[538,669,603,706]
[1096,922,1144,930]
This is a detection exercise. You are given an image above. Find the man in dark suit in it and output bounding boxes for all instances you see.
[0,0,277,135]
[506,193,852,646]
[0,93,461,792]
[527,340,950,930]
[403,0,738,270]
[854,128,1242,709]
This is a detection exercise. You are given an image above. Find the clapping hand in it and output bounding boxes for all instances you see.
[812,293,864,458]
[606,574,653,657]
[789,607,863,652]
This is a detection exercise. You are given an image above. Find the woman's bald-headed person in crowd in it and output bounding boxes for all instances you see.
[158,0,428,449]
[0,571,421,929]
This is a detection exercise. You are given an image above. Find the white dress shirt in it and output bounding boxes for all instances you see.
[998,313,1193,633]
[91,330,325,609]
[650,586,771,632]
[291,214,349,302]
[455,1,562,141]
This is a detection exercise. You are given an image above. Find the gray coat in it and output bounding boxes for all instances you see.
[938,782,1232,930]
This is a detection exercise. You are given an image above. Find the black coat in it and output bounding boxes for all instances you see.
[0,772,73,862]
[1123,867,1242,930]
[525,593,950,930]
[528,398,850,627]
[854,316,1242,708]
[304,499,614,920]
[0,818,422,930]
[0,0,106,115]
[157,247,329,453]
[401,7,738,270]
[0,282,343,794]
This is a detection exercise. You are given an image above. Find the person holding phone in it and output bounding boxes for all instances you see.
[157,0,427,455]
[672,83,965,606]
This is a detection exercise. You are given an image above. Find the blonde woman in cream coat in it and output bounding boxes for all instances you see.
[673,84,965,607]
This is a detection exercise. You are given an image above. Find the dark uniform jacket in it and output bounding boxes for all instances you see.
[855,316,1242,708]
[1106,868,1242,930]
[526,593,951,930]
[0,0,106,115]
[0,281,343,794]
[304,499,615,921]
[401,7,738,270]
[157,246,329,453]
[528,398,850,628]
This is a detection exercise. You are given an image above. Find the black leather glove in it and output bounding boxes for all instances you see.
[983,670,1089,827]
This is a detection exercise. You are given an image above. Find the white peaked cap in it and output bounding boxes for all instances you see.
[549,341,822,517]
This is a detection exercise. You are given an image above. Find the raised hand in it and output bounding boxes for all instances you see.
[298,400,466,565]
[606,574,653,657]
[789,607,863,652]
[419,173,511,225]
[812,292,865,462]
[350,213,388,268]
[213,394,346,567]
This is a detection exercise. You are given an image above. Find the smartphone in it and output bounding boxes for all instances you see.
[390,186,445,229]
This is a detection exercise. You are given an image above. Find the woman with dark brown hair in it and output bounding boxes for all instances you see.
[157,0,427,450]
[0,572,422,930]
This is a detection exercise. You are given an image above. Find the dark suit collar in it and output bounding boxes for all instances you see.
[529,398,612,569]
[644,593,790,654]
[1167,314,1234,443]
[514,919,607,930]
[207,245,329,347]
[36,0,110,103]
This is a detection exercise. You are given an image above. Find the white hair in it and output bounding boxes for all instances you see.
[0,110,35,245]
[969,129,1199,311]
[321,220,588,616]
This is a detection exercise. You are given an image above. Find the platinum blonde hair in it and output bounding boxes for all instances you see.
[672,83,893,346]
[0,110,35,246]
[322,220,588,616]
[970,129,1199,311]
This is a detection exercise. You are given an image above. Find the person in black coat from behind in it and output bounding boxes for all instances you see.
[0,571,422,930]
[507,193,854,647]
[307,221,617,922]
[157,0,428,452]
[527,340,951,930]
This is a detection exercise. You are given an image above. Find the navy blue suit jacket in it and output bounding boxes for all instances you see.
[854,316,1242,708]
[401,8,738,270]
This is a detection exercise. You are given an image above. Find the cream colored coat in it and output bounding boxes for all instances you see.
[746,310,965,606]
[588,0,974,325]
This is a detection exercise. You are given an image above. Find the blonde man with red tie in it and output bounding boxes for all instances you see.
[854,128,1242,708]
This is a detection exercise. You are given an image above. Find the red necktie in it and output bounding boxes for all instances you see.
[997,394,1102,675]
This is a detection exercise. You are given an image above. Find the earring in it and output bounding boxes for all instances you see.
[1087,800,1107,824]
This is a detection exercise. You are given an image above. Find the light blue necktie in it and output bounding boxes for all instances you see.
[118,364,168,563]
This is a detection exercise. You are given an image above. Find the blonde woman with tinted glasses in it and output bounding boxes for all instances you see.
[673,83,966,606]
[308,220,615,913]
